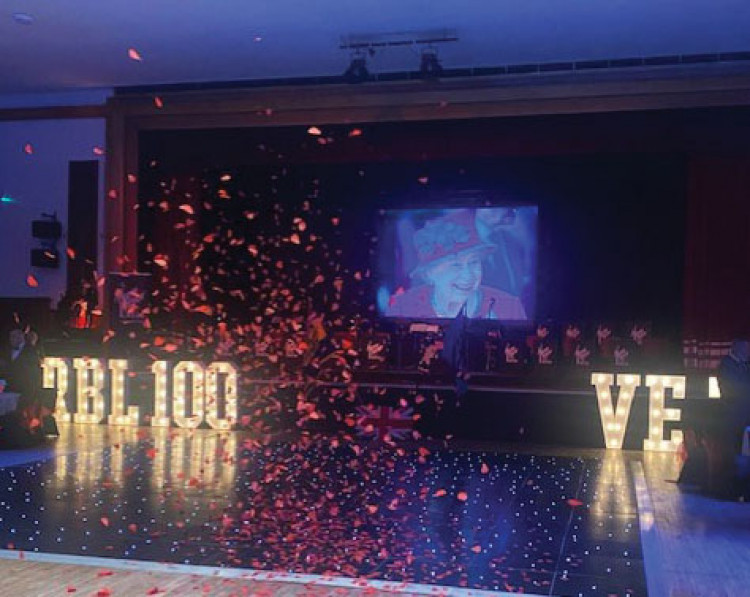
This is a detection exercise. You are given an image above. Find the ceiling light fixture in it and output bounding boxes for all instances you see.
[343,54,370,84]
[419,48,443,79]
[12,12,33,25]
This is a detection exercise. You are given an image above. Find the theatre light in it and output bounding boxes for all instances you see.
[343,55,370,83]
[419,48,443,79]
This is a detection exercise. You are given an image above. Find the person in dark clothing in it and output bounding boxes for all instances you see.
[717,339,750,449]
[679,339,750,497]
[2,328,45,444]
[6,329,42,408]
[711,339,750,496]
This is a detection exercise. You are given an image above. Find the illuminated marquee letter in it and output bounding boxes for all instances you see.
[708,376,721,399]
[107,359,139,426]
[591,373,641,450]
[42,357,72,422]
[592,373,640,450]
[172,361,205,429]
[73,358,106,424]
[205,362,238,430]
[150,360,171,427]
[643,375,685,452]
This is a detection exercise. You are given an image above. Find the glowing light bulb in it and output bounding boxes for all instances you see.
[173,361,205,429]
[42,357,71,422]
[73,358,105,424]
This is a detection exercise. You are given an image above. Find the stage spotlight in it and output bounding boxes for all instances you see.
[420,48,443,79]
[343,56,370,84]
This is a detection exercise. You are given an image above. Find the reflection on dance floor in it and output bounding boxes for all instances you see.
[0,425,646,595]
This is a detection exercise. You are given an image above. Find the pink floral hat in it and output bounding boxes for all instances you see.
[411,209,495,279]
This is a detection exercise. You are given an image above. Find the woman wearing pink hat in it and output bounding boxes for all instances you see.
[386,210,527,320]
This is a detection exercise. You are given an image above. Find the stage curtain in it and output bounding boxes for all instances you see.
[684,156,750,344]
[138,172,203,318]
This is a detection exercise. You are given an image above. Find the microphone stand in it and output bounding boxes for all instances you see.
[485,297,497,371]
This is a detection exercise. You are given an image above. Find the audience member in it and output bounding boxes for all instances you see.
[2,328,46,443]
[6,329,41,405]
[681,338,750,498]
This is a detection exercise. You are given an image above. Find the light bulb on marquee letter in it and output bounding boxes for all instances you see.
[107,359,139,426]
[591,373,640,450]
[205,362,238,430]
[643,375,685,452]
[42,357,71,422]
[708,376,721,399]
[73,358,106,424]
[151,360,171,427]
[172,361,205,429]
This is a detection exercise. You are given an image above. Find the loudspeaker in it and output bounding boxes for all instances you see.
[31,220,62,240]
[31,248,59,268]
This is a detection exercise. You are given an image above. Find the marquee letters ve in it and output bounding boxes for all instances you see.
[590,373,718,452]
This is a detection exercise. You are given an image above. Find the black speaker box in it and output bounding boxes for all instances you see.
[31,220,62,240]
[31,248,60,268]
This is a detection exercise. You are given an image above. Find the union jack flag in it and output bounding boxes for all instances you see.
[356,405,414,441]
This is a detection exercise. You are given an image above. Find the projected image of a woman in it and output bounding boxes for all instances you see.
[385,210,527,319]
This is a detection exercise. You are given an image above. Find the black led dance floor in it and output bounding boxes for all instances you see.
[0,426,647,596]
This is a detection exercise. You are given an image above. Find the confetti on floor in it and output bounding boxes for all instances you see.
[0,425,646,596]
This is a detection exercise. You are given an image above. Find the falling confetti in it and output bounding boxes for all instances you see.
[10,124,642,597]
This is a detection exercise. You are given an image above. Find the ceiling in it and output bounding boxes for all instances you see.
[1,0,749,97]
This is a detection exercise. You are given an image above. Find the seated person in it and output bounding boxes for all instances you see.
[3,328,45,439]
[680,339,750,496]
[386,210,526,320]
[717,339,750,451]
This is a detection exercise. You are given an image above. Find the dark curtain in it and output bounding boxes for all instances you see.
[684,156,750,342]
[137,173,203,321]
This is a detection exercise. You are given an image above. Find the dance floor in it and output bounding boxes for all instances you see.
[0,424,653,596]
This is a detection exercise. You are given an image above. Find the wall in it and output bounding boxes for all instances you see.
[0,118,105,306]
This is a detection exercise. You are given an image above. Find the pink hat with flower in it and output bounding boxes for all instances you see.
[411,209,495,279]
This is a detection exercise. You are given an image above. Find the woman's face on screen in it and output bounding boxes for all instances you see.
[425,250,482,301]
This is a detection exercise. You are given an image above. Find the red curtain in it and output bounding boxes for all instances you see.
[684,156,750,343]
